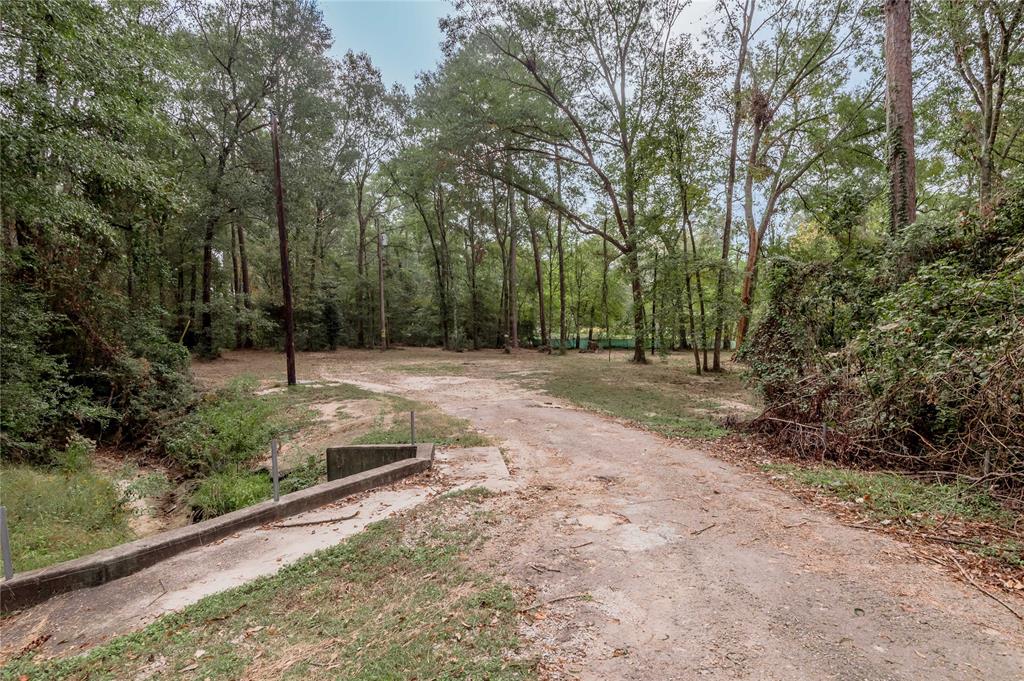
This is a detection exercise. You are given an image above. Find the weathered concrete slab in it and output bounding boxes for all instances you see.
[436,446,517,493]
[0,444,434,613]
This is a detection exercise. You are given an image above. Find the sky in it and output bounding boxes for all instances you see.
[318,0,719,92]
[318,0,451,91]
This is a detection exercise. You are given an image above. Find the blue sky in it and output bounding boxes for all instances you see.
[318,0,718,92]
[318,0,450,92]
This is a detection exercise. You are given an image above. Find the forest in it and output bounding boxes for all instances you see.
[2,0,1024,676]
[4,0,1021,489]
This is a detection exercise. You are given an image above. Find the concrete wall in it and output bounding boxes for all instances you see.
[326,444,417,481]
[1,444,434,614]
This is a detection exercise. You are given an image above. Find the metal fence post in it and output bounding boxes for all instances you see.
[0,506,13,580]
[410,411,416,445]
[271,439,280,502]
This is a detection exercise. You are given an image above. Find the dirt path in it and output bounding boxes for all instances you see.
[328,364,1024,680]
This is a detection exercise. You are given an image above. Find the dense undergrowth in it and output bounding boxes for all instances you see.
[744,183,1024,496]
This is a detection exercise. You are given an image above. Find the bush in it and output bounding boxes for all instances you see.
[162,377,288,475]
[745,184,1024,487]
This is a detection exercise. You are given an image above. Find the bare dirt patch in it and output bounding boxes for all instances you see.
[190,349,1024,679]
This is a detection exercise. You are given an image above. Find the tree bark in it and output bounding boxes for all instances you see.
[525,196,548,347]
[884,0,917,233]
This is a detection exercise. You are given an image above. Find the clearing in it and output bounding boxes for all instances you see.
[4,348,1022,680]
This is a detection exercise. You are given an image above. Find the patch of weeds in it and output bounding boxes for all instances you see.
[763,463,1013,525]
[123,471,171,500]
[353,397,491,447]
[0,465,134,572]
[279,454,326,495]
[162,376,309,475]
[5,490,534,680]
[189,467,271,520]
[976,541,1024,568]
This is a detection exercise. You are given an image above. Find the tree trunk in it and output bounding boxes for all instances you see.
[236,218,252,348]
[465,216,481,350]
[555,152,567,354]
[714,0,754,371]
[507,184,519,348]
[231,222,242,349]
[884,0,917,233]
[525,197,548,348]
[626,246,647,364]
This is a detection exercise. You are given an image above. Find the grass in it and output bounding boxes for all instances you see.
[353,395,491,448]
[763,462,1024,567]
[4,489,535,680]
[762,463,1014,524]
[0,466,134,572]
[537,354,750,439]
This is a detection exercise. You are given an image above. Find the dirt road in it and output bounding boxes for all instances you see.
[310,353,1024,681]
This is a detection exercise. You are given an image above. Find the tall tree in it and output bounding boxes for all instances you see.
[884,0,917,232]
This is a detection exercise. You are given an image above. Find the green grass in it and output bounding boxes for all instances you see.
[762,462,1024,567]
[762,463,1014,525]
[0,466,134,572]
[538,356,748,439]
[3,490,534,680]
[353,395,491,448]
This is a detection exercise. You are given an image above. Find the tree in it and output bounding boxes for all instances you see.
[884,0,917,232]
[336,52,406,347]
[928,0,1023,212]
[444,0,688,363]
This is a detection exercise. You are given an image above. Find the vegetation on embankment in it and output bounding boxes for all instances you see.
[3,489,534,680]
[0,463,134,573]
[744,182,1024,495]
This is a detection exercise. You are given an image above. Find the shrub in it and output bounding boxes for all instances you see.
[744,184,1024,487]
[162,377,288,475]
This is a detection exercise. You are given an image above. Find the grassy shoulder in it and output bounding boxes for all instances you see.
[533,352,753,439]
[0,465,133,573]
[3,489,535,680]
[762,462,1023,569]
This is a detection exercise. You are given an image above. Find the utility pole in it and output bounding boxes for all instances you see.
[270,111,296,386]
[376,217,388,351]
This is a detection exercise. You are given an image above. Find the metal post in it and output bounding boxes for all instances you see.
[0,506,13,580]
[410,411,416,445]
[271,439,280,502]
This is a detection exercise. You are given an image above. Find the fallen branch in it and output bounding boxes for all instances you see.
[269,511,359,529]
[946,551,1023,621]
[691,523,717,536]
[519,592,590,613]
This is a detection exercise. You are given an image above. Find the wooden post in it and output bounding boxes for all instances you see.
[270,112,297,386]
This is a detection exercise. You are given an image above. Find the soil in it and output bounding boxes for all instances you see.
[216,347,1021,681]
[7,348,1021,678]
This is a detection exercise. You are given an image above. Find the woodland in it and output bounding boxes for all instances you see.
[1,0,1022,507]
